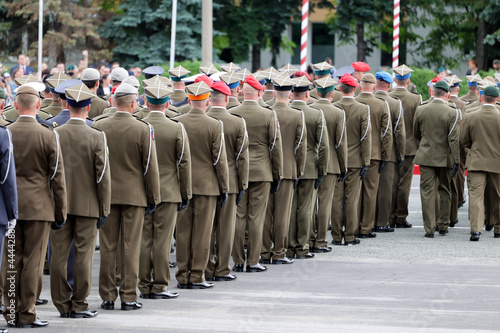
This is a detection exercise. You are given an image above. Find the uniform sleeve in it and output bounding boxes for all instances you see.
[448,108,460,164]
[235,118,249,191]
[0,129,18,220]
[460,114,471,149]
[380,101,393,162]
[316,110,329,176]
[394,100,406,161]
[143,125,161,205]
[295,112,307,177]
[212,120,229,193]
[335,109,348,173]
[360,105,372,166]
[95,131,111,216]
[176,123,192,200]
[269,111,283,180]
[50,131,67,222]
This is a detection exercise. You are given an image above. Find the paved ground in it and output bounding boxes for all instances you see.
[9,176,500,332]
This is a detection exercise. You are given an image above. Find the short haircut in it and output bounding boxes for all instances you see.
[68,105,88,113]
[396,78,409,86]
[484,95,496,103]
[317,90,333,99]
[340,83,354,94]
[148,102,167,111]
[83,80,99,89]
[433,87,447,98]
[16,93,39,111]
[190,99,208,109]
[468,86,478,92]
[293,91,307,99]
[115,94,136,108]
[274,90,291,100]
[211,90,226,101]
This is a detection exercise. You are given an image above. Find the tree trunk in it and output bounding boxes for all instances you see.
[22,25,28,54]
[356,23,365,62]
[476,18,485,70]
[252,44,261,72]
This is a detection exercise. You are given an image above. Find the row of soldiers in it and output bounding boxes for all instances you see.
[0,59,499,330]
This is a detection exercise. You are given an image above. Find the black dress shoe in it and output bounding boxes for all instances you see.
[177,283,190,289]
[36,298,48,305]
[358,232,377,238]
[425,233,434,238]
[311,246,332,253]
[458,199,466,208]
[286,253,295,259]
[494,233,500,238]
[60,312,70,318]
[485,224,494,231]
[121,301,142,310]
[151,290,179,299]
[232,264,244,272]
[101,301,114,310]
[246,263,267,272]
[16,318,49,328]
[70,310,98,318]
[374,225,394,232]
[259,258,271,265]
[470,232,480,241]
[449,220,458,228]
[189,281,214,289]
[169,261,177,268]
[213,274,237,281]
[331,240,343,246]
[296,252,315,259]
[272,257,294,264]
[345,239,360,246]
[439,229,448,236]
[395,221,412,228]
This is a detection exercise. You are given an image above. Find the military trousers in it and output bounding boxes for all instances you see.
[99,205,144,303]
[206,193,237,278]
[262,180,294,260]
[3,221,50,325]
[484,181,499,229]
[450,172,459,224]
[468,171,500,233]
[376,161,396,227]
[233,182,270,266]
[311,174,337,248]
[50,215,97,314]
[391,155,415,224]
[176,195,216,284]
[457,145,466,204]
[419,166,452,234]
[139,202,177,294]
[359,161,381,234]
[288,179,316,257]
[331,168,362,243]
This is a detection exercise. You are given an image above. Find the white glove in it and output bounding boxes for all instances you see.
[5,219,16,237]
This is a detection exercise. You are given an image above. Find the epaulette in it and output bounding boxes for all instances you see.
[39,109,52,118]
[229,113,245,120]
[40,123,54,130]
[3,105,14,113]
[309,105,323,112]
[136,118,152,127]
[207,115,223,122]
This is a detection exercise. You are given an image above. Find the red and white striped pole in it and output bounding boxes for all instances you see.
[300,0,309,71]
[393,0,400,71]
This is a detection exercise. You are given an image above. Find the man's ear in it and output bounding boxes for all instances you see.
[86,104,91,112]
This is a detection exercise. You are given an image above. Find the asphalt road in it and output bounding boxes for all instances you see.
[8,175,500,332]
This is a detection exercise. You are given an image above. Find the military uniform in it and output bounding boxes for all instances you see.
[389,86,421,227]
[93,91,160,306]
[206,105,249,278]
[332,93,371,244]
[232,96,283,269]
[374,89,406,229]
[88,96,109,119]
[414,96,460,235]
[288,95,328,257]
[310,91,347,250]
[175,100,229,285]
[140,110,191,295]
[355,84,392,236]
[4,110,66,326]
[262,84,307,262]
[40,98,52,109]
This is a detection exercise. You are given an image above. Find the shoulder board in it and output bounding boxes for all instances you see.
[207,115,223,122]
[39,109,51,116]
[309,105,323,112]
[259,104,273,111]
[41,123,54,131]
[230,113,244,119]
[167,117,181,124]
[89,125,104,133]
[86,117,93,121]
[136,118,152,127]
[290,105,302,112]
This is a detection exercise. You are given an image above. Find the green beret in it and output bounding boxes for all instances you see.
[434,80,450,92]
[483,86,499,98]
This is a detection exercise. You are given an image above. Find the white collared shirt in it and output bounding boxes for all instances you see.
[19,115,36,119]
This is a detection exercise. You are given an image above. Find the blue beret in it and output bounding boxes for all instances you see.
[54,79,81,99]
[467,81,478,86]
[395,73,411,80]
[375,71,393,84]
[227,81,240,89]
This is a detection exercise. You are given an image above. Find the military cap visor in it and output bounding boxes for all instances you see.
[54,79,82,100]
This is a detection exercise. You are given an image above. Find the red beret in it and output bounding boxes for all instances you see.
[294,71,312,81]
[111,84,120,94]
[431,76,442,83]
[339,74,359,87]
[244,75,263,91]
[351,61,370,72]
[211,81,231,96]
[194,75,214,88]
